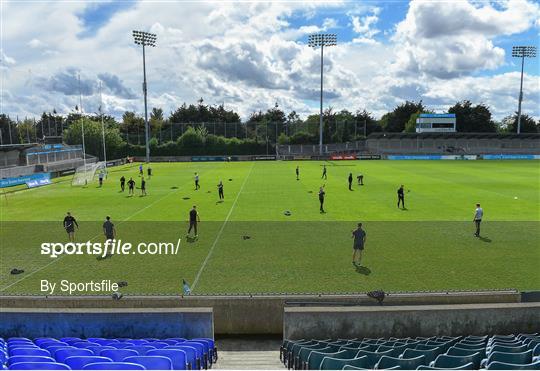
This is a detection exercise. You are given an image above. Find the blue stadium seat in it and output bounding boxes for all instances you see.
[125,340,149,346]
[72,342,101,349]
[123,356,173,370]
[166,339,187,343]
[82,362,145,370]
[99,349,139,362]
[146,349,188,370]
[375,355,426,369]
[487,360,540,370]
[164,346,198,369]
[55,348,94,363]
[146,342,169,349]
[125,346,157,356]
[9,362,71,370]
[8,356,55,366]
[191,338,216,363]
[34,339,59,347]
[86,346,115,356]
[182,342,207,368]
[10,348,51,358]
[40,342,69,350]
[489,345,529,354]
[64,356,113,369]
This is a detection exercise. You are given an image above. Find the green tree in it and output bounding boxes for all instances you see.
[381,101,425,132]
[500,113,539,133]
[64,117,124,160]
[448,100,496,132]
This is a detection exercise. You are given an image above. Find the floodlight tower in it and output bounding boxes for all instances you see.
[308,33,337,155]
[132,30,157,163]
[511,45,537,134]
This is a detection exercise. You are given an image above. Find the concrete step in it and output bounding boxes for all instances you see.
[214,350,284,369]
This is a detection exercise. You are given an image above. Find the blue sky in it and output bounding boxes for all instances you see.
[1,0,539,121]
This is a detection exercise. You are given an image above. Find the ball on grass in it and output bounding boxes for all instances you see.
[284,210,292,216]
[514,196,518,199]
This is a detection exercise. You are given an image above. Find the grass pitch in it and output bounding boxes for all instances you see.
[0,160,539,295]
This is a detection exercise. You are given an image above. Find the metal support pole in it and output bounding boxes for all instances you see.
[319,44,324,155]
[517,54,525,134]
[142,44,150,163]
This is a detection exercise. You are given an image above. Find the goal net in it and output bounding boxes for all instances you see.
[72,161,106,186]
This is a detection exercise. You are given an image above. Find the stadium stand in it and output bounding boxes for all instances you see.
[280,333,540,370]
[0,337,217,370]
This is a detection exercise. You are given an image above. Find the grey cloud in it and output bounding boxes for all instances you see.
[36,68,96,96]
[98,73,137,99]
[196,41,285,89]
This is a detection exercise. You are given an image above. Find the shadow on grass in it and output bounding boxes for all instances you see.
[479,236,492,243]
[356,265,371,275]
[185,235,198,243]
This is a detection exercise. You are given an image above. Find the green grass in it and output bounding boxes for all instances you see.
[0,160,539,295]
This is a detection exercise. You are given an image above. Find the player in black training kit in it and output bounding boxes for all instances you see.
[217,181,224,200]
[140,177,147,196]
[63,212,79,242]
[348,173,353,190]
[128,177,135,196]
[319,186,326,213]
[296,166,300,180]
[187,205,200,237]
[120,176,125,192]
[397,185,405,209]
[321,165,327,179]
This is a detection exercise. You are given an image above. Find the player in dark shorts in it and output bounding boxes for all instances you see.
[128,177,135,196]
[63,212,79,242]
[357,174,364,185]
[194,173,200,190]
[187,205,200,237]
[147,167,152,177]
[217,181,224,200]
[98,171,104,187]
[141,177,147,196]
[321,165,327,179]
[348,173,353,190]
[296,166,299,180]
[103,216,116,241]
[120,176,126,192]
[318,186,325,213]
[351,223,367,266]
[397,185,405,209]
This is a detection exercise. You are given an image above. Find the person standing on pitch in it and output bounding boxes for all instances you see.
[194,172,200,190]
[348,173,353,191]
[351,223,366,266]
[296,165,300,181]
[397,185,405,209]
[98,170,104,187]
[473,203,483,237]
[217,180,224,200]
[63,211,79,242]
[319,186,326,213]
[187,205,200,238]
[127,177,135,196]
[120,176,126,192]
[139,164,143,176]
[103,216,116,242]
[321,165,327,179]
[140,176,147,196]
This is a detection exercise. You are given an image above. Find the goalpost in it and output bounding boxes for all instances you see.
[72,161,106,186]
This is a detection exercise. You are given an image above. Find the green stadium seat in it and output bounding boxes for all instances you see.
[375,355,426,369]
[489,345,529,354]
[431,354,479,369]
[487,360,540,370]
[298,346,332,369]
[320,356,368,370]
[294,344,331,369]
[402,348,441,364]
[484,350,533,366]
[355,349,395,369]
[342,366,369,370]
[416,363,474,370]
[308,350,348,370]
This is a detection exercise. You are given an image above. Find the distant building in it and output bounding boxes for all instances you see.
[416,113,456,133]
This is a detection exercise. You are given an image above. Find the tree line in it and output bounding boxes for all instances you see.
[0,99,538,159]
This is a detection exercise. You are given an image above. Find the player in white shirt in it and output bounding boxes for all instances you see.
[473,203,483,237]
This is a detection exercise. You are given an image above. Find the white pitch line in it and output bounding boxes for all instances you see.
[0,181,185,293]
[191,163,254,291]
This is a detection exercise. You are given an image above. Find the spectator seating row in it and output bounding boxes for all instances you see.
[0,336,216,370]
[281,333,540,370]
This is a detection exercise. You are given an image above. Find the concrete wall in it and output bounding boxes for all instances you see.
[0,307,214,339]
[0,291,520,335]
[283,303,540,340]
